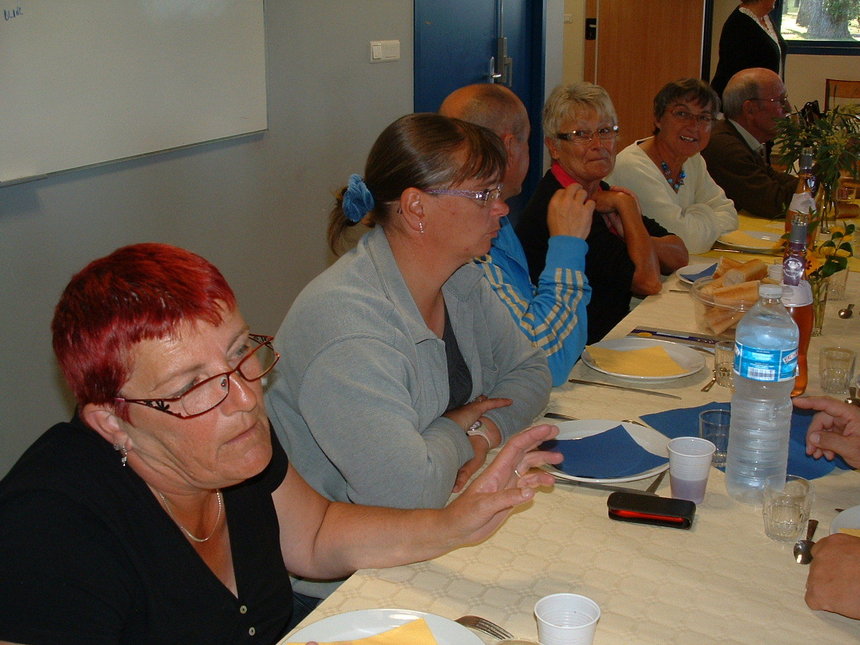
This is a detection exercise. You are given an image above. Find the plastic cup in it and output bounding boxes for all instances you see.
[667,437,715,504]
[698,409,730,468]
[762,475,813,542]
[819,346,855,394]
[714,340,735,389]
[534,593,600,645]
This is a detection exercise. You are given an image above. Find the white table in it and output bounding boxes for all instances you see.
[283,263,860,645]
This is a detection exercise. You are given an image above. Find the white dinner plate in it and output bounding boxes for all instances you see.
[716,231,782,252]
[830,505,860,535]
[677,262,717,285]
[545,419,669,484]
[286,608,483,644]
[582,337,705,381]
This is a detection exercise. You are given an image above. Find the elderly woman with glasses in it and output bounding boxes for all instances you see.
[266,113,551,522]
[516,82,688,344]
[608,78,738,254]
[0,242,561,644]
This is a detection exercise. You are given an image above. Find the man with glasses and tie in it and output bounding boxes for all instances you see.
[702,68,798,219]
[440,84,595,385]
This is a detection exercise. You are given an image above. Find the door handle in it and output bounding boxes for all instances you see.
[487,56,502,80]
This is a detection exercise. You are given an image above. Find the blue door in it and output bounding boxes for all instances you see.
[414,0,545,219]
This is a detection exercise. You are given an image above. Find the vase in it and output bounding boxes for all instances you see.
[810,276,829,336]
[828,268,849,301]
[817,183,839,235]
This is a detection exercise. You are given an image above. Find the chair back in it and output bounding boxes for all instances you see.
[824,79,860,112]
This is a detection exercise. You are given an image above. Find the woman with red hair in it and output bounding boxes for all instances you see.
[0,242,561,644]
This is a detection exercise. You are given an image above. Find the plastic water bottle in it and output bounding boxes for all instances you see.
[725,283,799,504]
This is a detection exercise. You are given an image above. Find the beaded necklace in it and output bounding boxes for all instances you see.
[660,161,686,192]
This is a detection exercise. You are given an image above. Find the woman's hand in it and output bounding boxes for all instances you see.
[445,395,511,493]
[547,184,594,239]
[794,396,860,468]
[453,436,492,493]
[442,424,562,546]
[592,189,663,295]
[443,395,511,437]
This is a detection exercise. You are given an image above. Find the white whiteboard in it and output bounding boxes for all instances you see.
[0,0,267,184]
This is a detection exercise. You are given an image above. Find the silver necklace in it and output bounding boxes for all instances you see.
[158,489,223,543]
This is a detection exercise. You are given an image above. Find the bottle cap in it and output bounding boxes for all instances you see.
[767,263,783,282]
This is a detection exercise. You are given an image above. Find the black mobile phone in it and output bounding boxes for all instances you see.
[607,491,696,530]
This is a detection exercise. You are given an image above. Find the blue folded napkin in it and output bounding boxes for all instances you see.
[542,425,668,479]
[680,263,717,282]
[640,402,851,479]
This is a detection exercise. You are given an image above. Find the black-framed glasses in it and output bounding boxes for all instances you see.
[556,125,619,144]
[669,109,714,126]
[425,184,504,206]
[115,333,280,419]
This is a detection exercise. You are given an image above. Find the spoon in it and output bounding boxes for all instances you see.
[700,370,717,392]
[838,303,854,319]
[793,518,819,564]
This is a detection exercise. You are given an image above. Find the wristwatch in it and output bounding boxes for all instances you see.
[466,419,492,448]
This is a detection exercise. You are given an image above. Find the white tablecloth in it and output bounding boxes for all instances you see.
[283,262,860,645]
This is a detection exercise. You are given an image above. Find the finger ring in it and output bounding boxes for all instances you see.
[514,468,523,478]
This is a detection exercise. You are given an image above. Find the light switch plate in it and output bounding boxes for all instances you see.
[369,39,400,63]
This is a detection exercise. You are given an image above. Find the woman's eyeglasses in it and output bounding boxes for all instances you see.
[556,125,619,145]
[425,185,504,206]
[669,109,714,126]
[115,334,280,419]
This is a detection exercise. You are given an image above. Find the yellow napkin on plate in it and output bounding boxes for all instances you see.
[718,230,781,250]
[586,345,686,377]
[839,528,860,538]
[285,617,437,645]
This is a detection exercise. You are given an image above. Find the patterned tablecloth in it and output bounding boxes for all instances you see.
[283,258,860,645]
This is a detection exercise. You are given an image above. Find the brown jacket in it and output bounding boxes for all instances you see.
[701,119,797,220]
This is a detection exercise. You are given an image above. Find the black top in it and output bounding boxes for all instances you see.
[0,416,292,645]
[516,171,671,344]
[443,305,473,410]
[711,7,786,98]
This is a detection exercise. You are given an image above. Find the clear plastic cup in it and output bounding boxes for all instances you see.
[668,437,715,504]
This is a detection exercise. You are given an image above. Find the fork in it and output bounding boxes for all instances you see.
[455,615,514,640]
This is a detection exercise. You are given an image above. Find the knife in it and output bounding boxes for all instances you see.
[627,327,718,350]
[551,473,663,496]
[543,411,579,421]
[567,378,682,400]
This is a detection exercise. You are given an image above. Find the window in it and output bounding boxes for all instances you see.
[775,0,860,54]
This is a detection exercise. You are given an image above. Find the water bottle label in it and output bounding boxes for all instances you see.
[734,341,798,382]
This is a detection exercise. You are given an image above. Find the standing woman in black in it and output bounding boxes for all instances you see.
[711,0,786,99]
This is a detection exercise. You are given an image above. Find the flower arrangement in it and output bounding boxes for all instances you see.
[774,103,860,230]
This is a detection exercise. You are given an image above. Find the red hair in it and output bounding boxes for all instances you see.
[52,243,236,409]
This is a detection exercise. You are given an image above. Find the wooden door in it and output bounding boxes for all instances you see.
[585,0,707,149]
